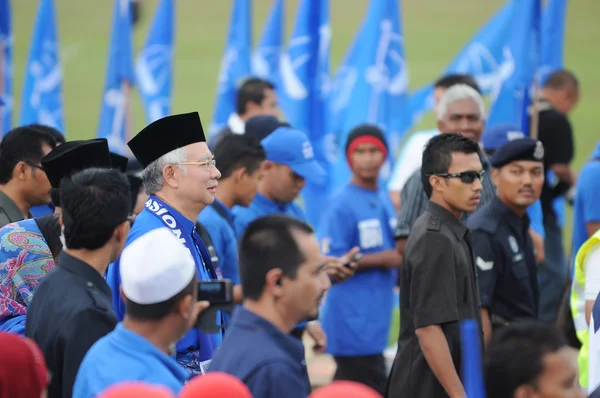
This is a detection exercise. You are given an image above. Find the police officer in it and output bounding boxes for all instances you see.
[25,168,132,398]
[468,138,545,343]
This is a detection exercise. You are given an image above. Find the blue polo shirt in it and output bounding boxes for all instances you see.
[106,202,222,361]
[73,323,189,397]
[232,193,307,239]
[572,159,600,264]
[198,199,239,284]
[319,184,397,356]
[208,307,310,398]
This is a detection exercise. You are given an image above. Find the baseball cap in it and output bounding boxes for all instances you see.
[481,124,525,151]
[261,127,326,185]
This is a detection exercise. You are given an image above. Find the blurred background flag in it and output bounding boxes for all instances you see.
[460,319,486,398]
[20,0,64,132]
[328,0,410,195]
[135,0,174,124]
[252,0,284,79]
[408,0,516,126]
[97,0,135,155]
[540,0,567,84]
[209,0,252,139]
[0,0,12,137]
[277,0,331,229]
[486,0,542,134]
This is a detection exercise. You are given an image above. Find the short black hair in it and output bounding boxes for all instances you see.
[213,134,266,179]
[543,69,579,90]
[0,126,57,184]
[435,74,481,94]
[27,124,66,145]
[60,168,130,250]
[236,78,276,115]
[421,133,481,198]
[126,274,196,321]
[484,322,567,398]
[239,214,313,300]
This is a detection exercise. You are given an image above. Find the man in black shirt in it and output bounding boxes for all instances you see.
[386,134,483,398]
[536,70,580,323]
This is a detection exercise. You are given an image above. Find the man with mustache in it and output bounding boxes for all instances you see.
[467,139,545,343]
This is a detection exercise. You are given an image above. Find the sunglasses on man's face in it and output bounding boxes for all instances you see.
[428,170,485,184]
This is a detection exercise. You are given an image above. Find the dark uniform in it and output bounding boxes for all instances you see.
[0,191,31,228]
[467,138,544,328]
[386,202,482,398]
[25,251,117,398]
[468,197,539,325]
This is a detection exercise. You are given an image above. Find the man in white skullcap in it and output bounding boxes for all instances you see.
[73,228,210,398]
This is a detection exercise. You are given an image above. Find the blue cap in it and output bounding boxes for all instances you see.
[261,127,326,185]
[482,124,525,151]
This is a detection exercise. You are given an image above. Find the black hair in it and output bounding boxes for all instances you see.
[543,69,579,90]
[239,214,314,300]
[60,168,130,250]
[0,126,57,184]
[484,322,568,398]
[126,274,196,321]
[27,124,66,145]
[236,78,276,115]
[213,134,266,179]
[34,213,62,260]
[421,133,482,198]
[434,74,481,94]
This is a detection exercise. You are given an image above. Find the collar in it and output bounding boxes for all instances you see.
[427,201,469,240]
[232,307,305,360]
[227,113,245,134]
[253,193,291,214]
[58,251,112,297]
[490,196,530,231]
[213,198,234,221]
[153,197,196,237]
[0,191,28,221]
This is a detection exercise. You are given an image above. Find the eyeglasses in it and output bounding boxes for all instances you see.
[178,158,217,171]
[125,213,136,225]
[428,170,485,184]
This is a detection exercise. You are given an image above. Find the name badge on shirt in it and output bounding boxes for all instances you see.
[358,219,384,249]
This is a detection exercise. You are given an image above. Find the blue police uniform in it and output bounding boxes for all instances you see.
[73,324,190,397]
[209,307,311,398]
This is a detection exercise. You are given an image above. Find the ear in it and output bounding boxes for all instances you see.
[232,167,248,183]
[429,175,444,194]
[178,294,194,319]
[436,119,445,132]
[114,221,129,244]
[162,164,180,189]
[120,286,127,302]
[13,161,28,181]
[265,268,285,297]
[513,384,536,398]
[491,168,501,187]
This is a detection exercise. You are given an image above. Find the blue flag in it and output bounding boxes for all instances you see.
[0,0,12,136]
[409,0,516,124]
[460,319,486,398]
[252,0,284,79]
[277,0,331,228]
[209,0,252,138]
[328,0,410,194]
[20,0,64,132]
[97,0,135,155]
[136,0,174,124]
[540,0,567,84]
[487,0,542,133]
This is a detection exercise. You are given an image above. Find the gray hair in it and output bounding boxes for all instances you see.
[141,147,187,195]
[437,84,485,121]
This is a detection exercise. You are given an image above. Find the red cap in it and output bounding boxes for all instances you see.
[179,373,252,398]
[0,333,49,398]
[309,381,383,398]
[97,382,175,398]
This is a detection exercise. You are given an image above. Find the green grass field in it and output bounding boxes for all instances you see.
[9,0,600,345]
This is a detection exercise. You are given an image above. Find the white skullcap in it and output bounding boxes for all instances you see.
[120,227,196,305]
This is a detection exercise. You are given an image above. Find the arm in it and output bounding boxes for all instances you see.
[584,247,600,325]
[357,249,402,270]
[481,308,493,344]
[415,325,465,398]
[552,164,576,185]
[62,309,117,398]
[528,228,545,264]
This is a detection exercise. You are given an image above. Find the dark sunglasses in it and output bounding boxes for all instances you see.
[428,170,485,184]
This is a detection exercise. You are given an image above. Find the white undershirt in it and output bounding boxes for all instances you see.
[584,246,600,300]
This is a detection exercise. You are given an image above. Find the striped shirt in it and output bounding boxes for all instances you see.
[394,155,496,239]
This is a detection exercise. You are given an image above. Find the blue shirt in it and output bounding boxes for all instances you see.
[319,184,397,356]
[572,160,600,263]
[209,307,310,398]
[73,323,189,397]
[29,204,54,218]
[198,200,240,284]
[106,203,222,360]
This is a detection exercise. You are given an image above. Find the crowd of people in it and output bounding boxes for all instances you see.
[0,68,597,398]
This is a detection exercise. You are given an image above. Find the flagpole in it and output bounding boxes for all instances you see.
[122,79,132,157]
[529,74,541,140]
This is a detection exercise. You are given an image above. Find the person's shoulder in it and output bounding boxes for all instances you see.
[466,202,498,232]
[579,160,600,182]
[198,205,225,227]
